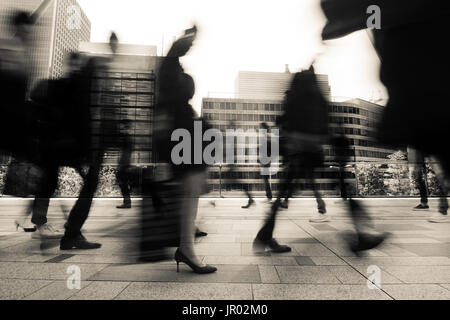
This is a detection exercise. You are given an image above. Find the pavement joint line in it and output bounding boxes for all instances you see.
[290,217,396,300]
[112,281,133,300]
[22,279,58,300]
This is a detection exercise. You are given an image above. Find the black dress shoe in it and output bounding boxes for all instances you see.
[241,199,255,209]
[60,234,102,250]
[195,229,208,237]
[117,203,131,209]
[349,232,389,255]
[279,200,288,209]
[253,237,291,253]
[267,238,291,253]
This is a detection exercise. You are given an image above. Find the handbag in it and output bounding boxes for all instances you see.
[140,167,182,259]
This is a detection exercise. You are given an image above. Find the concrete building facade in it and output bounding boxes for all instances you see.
[235,69,331,101]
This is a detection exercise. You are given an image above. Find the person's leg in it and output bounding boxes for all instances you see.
[410,164,429,209]
[254,161,292,252]
[241,183,255,208]
[263,175,273,200]
[428,157,449,222]
[338,165,348,200]
[179,174,201,264]
[117,166,131,208]
[61,153,103,249]
[308,163,329,222]
[176,170,216,273]
[31,164,59,227]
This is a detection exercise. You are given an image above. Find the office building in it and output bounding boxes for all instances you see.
[235,68,331,100]
[0,0,91,89]
[79,42,161,165]
[201,96,397,195]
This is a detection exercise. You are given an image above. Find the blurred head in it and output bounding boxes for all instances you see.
[109,32,119,54]
[260,122,269,130]
[63,51,83,75]
[11,11,33,43]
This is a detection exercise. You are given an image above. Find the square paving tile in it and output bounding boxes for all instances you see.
[275,266,340,284]
[0,262,108,280]
[382,266,450,284]
[258,266,280,283]
[0,279,52,300]
[309,224,338,231]
[252,284,391,300]
[310,256,347,266]
[374,224,431,232]
[290,244,337,257]
[394,244,450,257]
[89,263,261,283]
[69,281,130,300]
[23,280,91,300]
[294,256,316,266]
[115,282,253,300]
[382,284,450,300]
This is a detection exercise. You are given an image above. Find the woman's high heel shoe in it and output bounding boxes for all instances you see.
[14,219,36,232]
[174,249,217,274]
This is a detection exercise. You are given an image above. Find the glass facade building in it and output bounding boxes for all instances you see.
[201,97,398,196]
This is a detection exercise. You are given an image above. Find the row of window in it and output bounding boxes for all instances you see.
[204,112,278,122]
[93,72,154,80]
[203,101,283,111]
[92,79,154,93]
[212,124,272,132]
[90,93,154,107]
[90,107,153,122]
[329,116,378,128]
[91,121,152,136]
[329,127,377,138]
[328,105,380,119]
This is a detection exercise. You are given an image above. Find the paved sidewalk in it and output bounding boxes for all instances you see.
[0,198,449,300]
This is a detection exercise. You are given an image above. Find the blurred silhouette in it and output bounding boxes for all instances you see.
[330,127,389,255]
[408,147,430,211]
[321,0,450,223]
[151,26,216,273]
[253,67,328,253]
[58,32,123,249]
[116,119,133,209]
[279,67,327,219]
[1,8,52,232]
[0,10,34,160]
[18,51,91,240]
[223,120,255,209]
[259,122,273,202]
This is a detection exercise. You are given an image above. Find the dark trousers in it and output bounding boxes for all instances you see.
[411,166,428,204]
[31,164,59,226]
[64,152,103,238]
[256,155,325,242]
[117,166,132,205]
[262,175,273,200]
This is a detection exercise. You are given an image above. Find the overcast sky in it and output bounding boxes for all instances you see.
[77,0,387,113]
